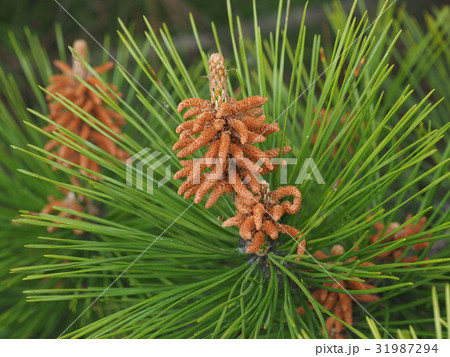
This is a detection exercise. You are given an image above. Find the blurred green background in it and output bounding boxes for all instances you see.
[1,0,447,70]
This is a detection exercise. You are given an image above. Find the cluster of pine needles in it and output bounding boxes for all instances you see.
[0,0,449,339]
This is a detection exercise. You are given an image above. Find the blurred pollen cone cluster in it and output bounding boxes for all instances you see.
[41,39,127,233]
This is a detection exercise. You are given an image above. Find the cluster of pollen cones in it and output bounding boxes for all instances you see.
[45,39,127,175]
[41,39,127,232]
[298,244,379,339]
[369,214,431,264]
[223,182,305,255]
[298,214,431,338]
[173,53,303,255]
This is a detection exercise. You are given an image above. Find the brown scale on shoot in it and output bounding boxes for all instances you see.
[41,191,84,235]
[44,39,128,178]
[222,182,304,255]
[297,244,379,339]
[173,53,290,208]
[368,214,431,265]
